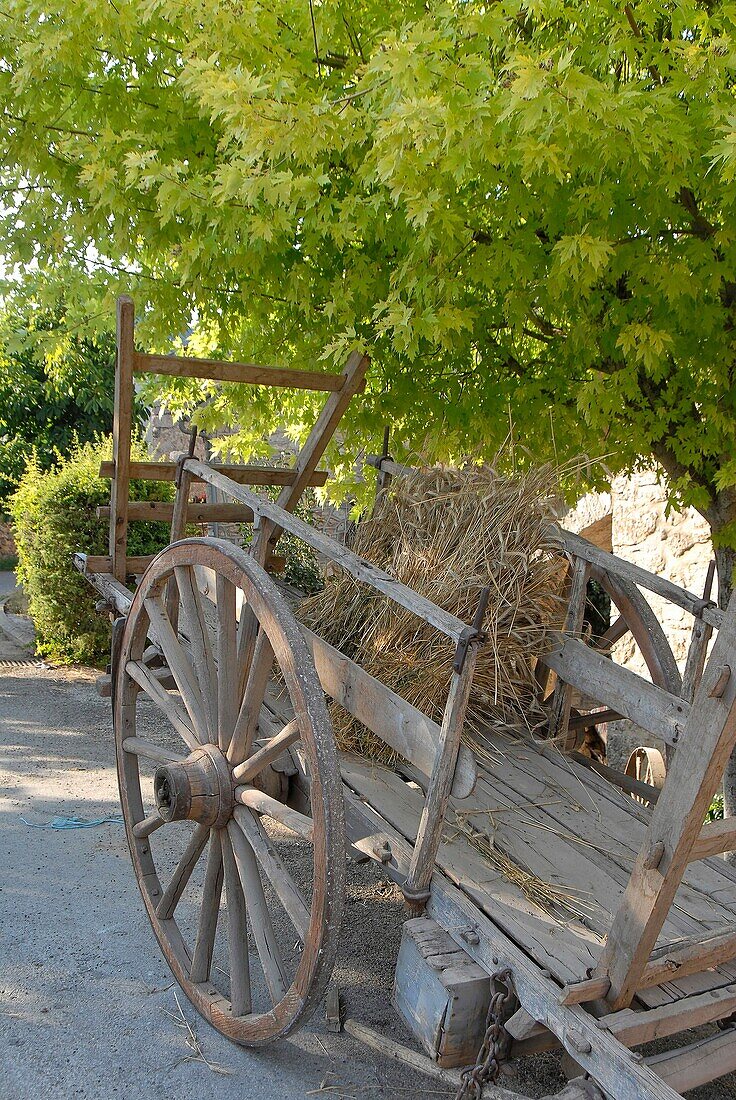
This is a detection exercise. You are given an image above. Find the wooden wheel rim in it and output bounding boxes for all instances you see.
[115,537,345,1045]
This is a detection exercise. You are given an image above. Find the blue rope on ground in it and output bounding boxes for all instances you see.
[20,814,125,829]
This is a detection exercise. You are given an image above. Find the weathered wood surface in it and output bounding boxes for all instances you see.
[134,351,353,392]
[548,557,590,741]
[540,636,688,746]
[645,1027,736,1092]
[338,779,684,1100]
[99,459,328,487]
[597,594,736,1008]
[184,458,470,643]
[109,296,135,581]
[301,626,477,798]
[97,501,256,524]
[690,816,736,861]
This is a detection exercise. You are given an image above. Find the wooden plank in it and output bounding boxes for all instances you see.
[134,351,351,392]
[339,789,683,1100]
[691,817,736,861]
[84,554,156,576]
[596,595,736,1008]
[639,927,736,989]
[645,1027,736,1092]
[554,527,723,631]
[602,982,736,1045]
[97,501,255,523]
[185,459,469,644]
[98,460,328,488]
[302,626,477,798]
[540,637,688,746]
[109,296,135,582]
[559,976,611,1006]
[72,556,133,615]
[571,752,660,805]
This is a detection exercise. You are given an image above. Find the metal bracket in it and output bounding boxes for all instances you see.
[453,586,490,674]
[175,425,198,488]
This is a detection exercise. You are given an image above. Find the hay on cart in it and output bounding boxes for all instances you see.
[300,462,568,767]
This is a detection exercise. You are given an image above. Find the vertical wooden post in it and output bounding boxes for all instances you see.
[549,556,590,744]
[253,349,369,565]
[596,591,736,1009]
[403,590,489,914]
[109,296,135,582]
[681,561,716,704]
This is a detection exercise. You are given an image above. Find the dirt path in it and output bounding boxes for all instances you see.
[1,657,735,1099]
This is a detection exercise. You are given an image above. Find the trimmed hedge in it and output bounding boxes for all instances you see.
[10,437,175,666]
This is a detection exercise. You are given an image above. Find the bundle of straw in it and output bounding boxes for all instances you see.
[300,462,567,764]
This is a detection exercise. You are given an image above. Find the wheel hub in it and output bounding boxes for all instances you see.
[154,744,234,828]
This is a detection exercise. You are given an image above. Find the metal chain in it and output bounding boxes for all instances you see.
[454,968,514,1100]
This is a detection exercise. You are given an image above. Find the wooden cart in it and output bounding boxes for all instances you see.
[77,297,736,1099]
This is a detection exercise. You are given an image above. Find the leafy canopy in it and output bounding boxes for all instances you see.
[1,1,736,532]
[0,285,122,503]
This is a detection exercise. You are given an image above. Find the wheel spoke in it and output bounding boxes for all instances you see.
[216,574,238,752]
[144,595,208,742]
[220,830,252,1014]
[133,811,166,839]
[122,736,185,766]
[236,602,259,700]
[125,661,198,751]
[593,614,629,653]
[227,631,274,764]
[234,807,310,940]
[175,565,218,741]
[235,787,314,843]
[227,820,288,1004]
[190,830,225,985]
[156,823,209,919]
[231,719,300,783]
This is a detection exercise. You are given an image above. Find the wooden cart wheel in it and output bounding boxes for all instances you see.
[625,745,666,802]
[114,537,345,1046]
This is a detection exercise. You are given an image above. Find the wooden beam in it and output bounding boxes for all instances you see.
[690,816,736,861]
[134,351,355,392]
[571,752,660,804]
[596,595,736,1009]
[185,458,470,644]
[272,349,370,516]
[540,636,688,746]
[97,502,255,523]
[558,976,611,1006]
[109,296,135,581]
[98,460,328,487]
[554,527,723,630]
[602,983,736,1046]
[73,554,133,614]
[638,926,736,989]
[549,558,590,741]
[301,626,477,799]
[83,554,156,576]
[645,1027,736,1093]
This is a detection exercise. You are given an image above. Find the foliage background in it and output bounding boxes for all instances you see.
[1,1,736,569]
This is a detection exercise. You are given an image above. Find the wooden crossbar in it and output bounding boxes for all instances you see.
[97,502,255,524]
[638,927,736,988]
[99,460,328,487]
[540,636,688,746]
[690,817,736,860]
[134,351,355,392]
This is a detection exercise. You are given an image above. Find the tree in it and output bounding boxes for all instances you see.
[1,8,735,677]
[0,288,121,503]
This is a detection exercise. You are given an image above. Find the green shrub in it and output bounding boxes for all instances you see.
[9,437,175,666]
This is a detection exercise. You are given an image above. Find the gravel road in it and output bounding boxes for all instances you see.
[1,634,735,1099]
